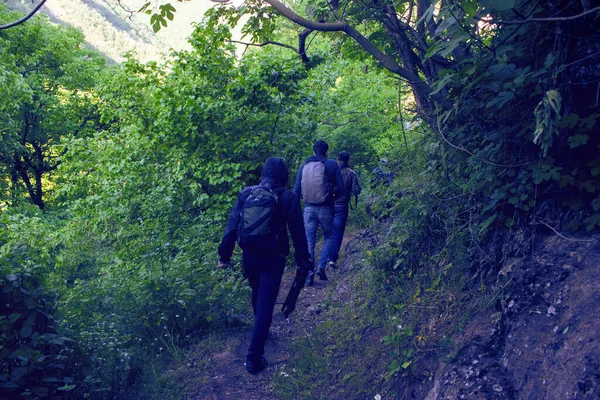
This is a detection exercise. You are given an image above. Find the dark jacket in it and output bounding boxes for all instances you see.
[218,157,310,265]
[335,160,361,206]
[293,155,346,206]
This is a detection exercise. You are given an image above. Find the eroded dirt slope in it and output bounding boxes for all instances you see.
[428,235,600,400]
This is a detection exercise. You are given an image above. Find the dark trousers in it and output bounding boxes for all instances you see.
[243,251,286,360]
[332,205,349,263]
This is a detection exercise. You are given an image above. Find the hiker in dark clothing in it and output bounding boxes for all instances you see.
[293,140,345,285]
[218,157,312,374]
[331,151,361,267]
[371,158,393,189]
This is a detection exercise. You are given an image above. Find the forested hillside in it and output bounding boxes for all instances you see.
[3,0,212,63]
[1,1,599,399]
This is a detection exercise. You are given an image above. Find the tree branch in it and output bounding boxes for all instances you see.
[229,40,300,53]
[262,0,452,110]
[480,6,600,25]
[530,220,596,242]
[0,0,47,30]
[298,28,313,65]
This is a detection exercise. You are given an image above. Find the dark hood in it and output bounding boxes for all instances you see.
[260,157,289,188]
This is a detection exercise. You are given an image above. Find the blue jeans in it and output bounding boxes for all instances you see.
[332,205,349,263]
[303,205,334,273]
[243,251,286,360]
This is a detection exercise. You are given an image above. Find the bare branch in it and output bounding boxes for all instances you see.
[530,220,597,242]
[0,0,47,30]
[298,28,312,64]
[480,6,600,25]
[229,40,300,53]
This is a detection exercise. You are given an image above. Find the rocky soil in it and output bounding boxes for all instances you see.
[426,235,600,400]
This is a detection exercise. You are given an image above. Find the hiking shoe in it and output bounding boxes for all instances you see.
[327,261,336,269]
[245,356,268,374]
[317,268,328,281]
[305,272,314,286]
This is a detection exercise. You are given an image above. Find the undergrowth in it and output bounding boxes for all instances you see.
[274,145,513,398]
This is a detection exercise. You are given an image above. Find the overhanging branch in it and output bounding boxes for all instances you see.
[0,0,47,30]
[262,0,452,110]
[479,6,600,25]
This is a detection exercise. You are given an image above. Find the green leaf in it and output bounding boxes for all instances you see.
[387,359,401,377]
[435,16,457,36]
[580,181,595,193]
[416,4,435,26]
[20,325,33,338]
[591,197,600,212]
[487,91,515,108]
[544,53,555,69]
[584,214,600,231]
[461,0,478,18]
[567,134,589,148]
[8,313,22,323]
[426,276,441,292]
[479,214,497,233]
[57,384,77,391]
[160,3,177,14]
[430,72,455,95]
[138,2,151,13]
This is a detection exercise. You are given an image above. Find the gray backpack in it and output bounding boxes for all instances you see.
[301,160,329,204]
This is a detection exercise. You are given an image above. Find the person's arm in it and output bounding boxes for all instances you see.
[352,171,362,195]
[217,192,244,264]
[286,192,311,267]
[293,163,304,198]
[331,162,346,199]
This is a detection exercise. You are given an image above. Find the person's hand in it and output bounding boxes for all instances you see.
[218,260,230,269]
[296,258,313,276]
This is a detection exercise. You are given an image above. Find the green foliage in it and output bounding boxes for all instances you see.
[0,208,100,397]
[0,271,86,398]
[0,5,105,209]
[427,1,600,232]
[1,18,388,397]
[1,0,599,397]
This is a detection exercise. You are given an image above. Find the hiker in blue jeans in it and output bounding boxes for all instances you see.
[293,140,345,285]
[332,151,361,266]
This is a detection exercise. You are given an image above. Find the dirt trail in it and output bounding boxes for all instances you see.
[180,235,355,400]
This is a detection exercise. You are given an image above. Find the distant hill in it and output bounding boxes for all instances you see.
[4,0,215,64]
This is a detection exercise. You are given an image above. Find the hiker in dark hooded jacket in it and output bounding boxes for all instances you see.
[218,157,312,375]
